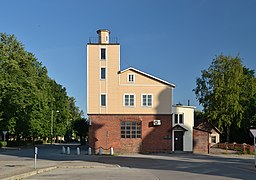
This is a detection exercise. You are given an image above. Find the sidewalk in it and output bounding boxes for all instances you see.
[0,146,115,180]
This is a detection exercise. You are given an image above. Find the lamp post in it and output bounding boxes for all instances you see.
[51,110,59,144]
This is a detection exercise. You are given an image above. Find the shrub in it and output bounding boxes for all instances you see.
[34,140,43,145]
[7,141,27,147]
[7,141,19,147]
[0,141,7,148]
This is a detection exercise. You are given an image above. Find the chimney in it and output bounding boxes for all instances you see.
[188,100,190,106]
[97,29,110,44]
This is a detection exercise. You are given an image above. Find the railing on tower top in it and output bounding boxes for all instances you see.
[88,37,119,44]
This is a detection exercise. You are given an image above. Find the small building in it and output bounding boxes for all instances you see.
[194,119,221,147]
[172,105,195,152]
[193,119,221,153]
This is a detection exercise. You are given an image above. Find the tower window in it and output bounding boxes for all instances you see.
[101,48,106,60]
[100,94,106,106]
[101,67,106,79]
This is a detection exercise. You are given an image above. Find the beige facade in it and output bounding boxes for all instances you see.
[87,30,175,115]
[209,129,220,147]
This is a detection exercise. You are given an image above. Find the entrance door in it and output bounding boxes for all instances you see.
[174,131,183,151]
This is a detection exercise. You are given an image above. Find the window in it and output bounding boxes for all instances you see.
[127,74,135,83]
[121,121,141,138]
[174,114,178,124]
[211,136,216,143]
[141,94,153,107]
[100,94,106,106]
[101,48,106,60]
[124,94,135,107]
[101,67,106,79]
[179,114,183,124]
[174,113,184,124]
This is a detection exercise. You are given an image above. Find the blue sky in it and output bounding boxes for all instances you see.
[1,0,256,114]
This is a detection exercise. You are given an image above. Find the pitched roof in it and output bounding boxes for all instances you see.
[194,119,221,134]
[170,124,188,131]
[120,67,175,87]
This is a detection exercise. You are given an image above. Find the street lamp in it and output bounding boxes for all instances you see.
[51,110,59,144]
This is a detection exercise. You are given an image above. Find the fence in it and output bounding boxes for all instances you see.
[88,37,118,44]
[218,142,255,154]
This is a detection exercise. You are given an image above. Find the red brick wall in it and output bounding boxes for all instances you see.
[193,128,209,154]
[88,114,172,153]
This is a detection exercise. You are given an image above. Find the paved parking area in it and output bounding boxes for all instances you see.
[25,167,158,180]
[1,145,256,180]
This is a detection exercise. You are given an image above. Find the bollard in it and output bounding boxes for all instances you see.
[99,147,103,155]
[88,147,92,155]
[67,147,70,155]
[62,146,66,154]
[77,147,80,155]
[34,147,38,169]
[110,147,114,156]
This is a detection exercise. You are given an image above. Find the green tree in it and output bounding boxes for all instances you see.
[73,118,88,145]
[48,80,70,140]
[66,97,84,142]
[231,67,256,143]
[0,33,51,140]
[194,55,256,142]
[0,32,84,144]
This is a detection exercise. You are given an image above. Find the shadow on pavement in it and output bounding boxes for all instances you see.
[0,144,255,180]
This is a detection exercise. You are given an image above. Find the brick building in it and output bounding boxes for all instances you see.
[87,30,196,153]
[193,119,221,153]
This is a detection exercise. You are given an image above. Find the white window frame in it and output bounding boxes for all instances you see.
[100,67,106,80]
[141,94,153,107]
[173,113,184,124]
[127,73,135,83]
[100,93,107,107]
[123,94,136,107]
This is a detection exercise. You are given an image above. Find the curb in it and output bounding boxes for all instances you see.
[2,166,57,180]
[58,164,120,168]
[1,165,120,180]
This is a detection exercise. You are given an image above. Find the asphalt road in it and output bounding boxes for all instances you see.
[1,144,256,180]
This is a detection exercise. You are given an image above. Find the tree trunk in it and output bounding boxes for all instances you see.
[226,126,230,142]
[80,135,85,145]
